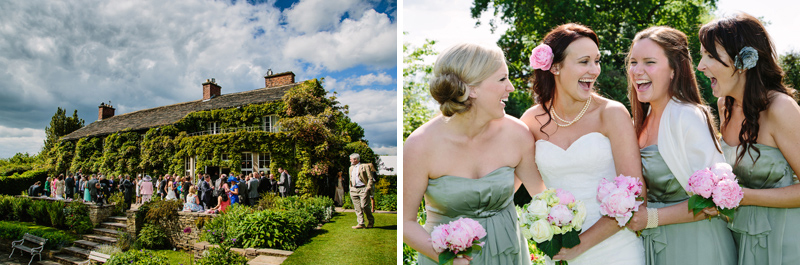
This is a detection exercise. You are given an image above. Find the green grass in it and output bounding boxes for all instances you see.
[283,211,397,265]
[151,249,194,265]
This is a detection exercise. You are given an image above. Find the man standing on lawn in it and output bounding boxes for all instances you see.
[349,153,374,229]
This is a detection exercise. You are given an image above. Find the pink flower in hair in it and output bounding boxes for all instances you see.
[530,44,554,71]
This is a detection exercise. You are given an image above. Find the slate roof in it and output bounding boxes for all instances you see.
[61,83,297,140]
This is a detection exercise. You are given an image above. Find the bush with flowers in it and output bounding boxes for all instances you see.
[65,200,93,234]
[686,163,744,220]
[517,188,586,265]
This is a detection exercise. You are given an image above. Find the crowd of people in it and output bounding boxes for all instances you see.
[27,169,293,214]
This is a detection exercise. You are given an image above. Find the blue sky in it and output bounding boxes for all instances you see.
[0,0,398,159]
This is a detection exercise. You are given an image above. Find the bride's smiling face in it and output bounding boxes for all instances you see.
[553,37,601,101]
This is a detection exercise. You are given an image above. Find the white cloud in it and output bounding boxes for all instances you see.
[0,126,45,158]
[283,9,397,71]
[354,72,394,86]
[284,0,367,33]
[336,88,397,152]
[322,72,394,91]
[0,0,397,157]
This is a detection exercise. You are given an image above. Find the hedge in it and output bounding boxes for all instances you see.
[0,221,75,249]
[0,168,48,195]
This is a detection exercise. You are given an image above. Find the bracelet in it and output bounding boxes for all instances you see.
[645,207,659,229]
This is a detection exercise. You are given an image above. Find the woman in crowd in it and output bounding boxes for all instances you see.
[623,26,736,265]
[183,186,205,212]
[698,13,800,265]
[404,42,544,264]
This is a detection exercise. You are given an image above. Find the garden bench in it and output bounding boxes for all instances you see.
[9,233,47,265]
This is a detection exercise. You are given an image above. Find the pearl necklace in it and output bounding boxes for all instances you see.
[550,96,592,127]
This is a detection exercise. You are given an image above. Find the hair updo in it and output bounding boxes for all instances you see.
[429,43,506,117]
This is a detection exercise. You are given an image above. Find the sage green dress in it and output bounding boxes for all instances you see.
[640,145,737,265]
[722,141,800,265]
[419,166,530,265]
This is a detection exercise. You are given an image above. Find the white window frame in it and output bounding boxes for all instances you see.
[262,115,279,133]
[257,153,270,173]
[185,157,195,177]
[209,122,220,134]
[241,152,253,175]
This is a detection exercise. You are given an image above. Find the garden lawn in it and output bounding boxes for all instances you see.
[283,211,396,265]
[151,249,193,265]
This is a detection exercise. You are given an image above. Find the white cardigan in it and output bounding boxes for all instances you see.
[658,99,726,190]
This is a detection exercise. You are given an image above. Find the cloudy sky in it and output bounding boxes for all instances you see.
[0,0,397,159]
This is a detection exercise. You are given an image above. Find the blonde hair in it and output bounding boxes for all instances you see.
[430,43,506,116]
[189,186,197,195]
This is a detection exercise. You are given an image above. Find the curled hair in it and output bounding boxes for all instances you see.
[530,23,599,135]
[626,26,721,152]
[430,43,506,117]
[699,12,795,165]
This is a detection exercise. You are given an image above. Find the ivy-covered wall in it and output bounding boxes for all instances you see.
[50,80,378,196]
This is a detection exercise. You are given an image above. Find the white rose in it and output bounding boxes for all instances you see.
[527,200,549,219]
[572,201,587,231]
[530,219,554,243]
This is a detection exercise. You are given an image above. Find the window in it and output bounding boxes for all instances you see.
[208,122,220,134]
[258,153,270,172]
[222,154,229,161]
[185,157,195,177]
[241,153,253,174]
[262,115,279,133]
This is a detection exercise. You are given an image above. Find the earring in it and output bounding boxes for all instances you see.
[554,71,560,75]
[738,70,742,74]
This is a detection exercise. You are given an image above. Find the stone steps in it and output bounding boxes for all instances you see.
[82,234,118,246]
[248,255,287,265]
[60,246,90,259]
[51,253,86,265]
[92,227,122,238]
[72,240,101,250]
[106,216,127,224]
[98,222,126,230]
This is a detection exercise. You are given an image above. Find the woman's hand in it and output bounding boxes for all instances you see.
[452,256,473,265]
[552,244,586,261]
[625,204,648,231]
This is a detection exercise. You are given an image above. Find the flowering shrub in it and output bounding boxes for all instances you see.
[135,224,169,249]
[65,200,93,234]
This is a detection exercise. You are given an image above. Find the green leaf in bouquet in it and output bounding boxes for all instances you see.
[537,234,563,259]
[688,195,714,216]
[562,230,581,248]
[719,207,736,221]
[438,251,455,265]
[471,240,483,254]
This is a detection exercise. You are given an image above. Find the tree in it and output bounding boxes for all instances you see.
[43,107,84,155]
[471,0,718,115]
[781,50,800,103]
[403,36,436,141]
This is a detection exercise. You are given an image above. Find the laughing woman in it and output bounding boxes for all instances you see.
[520,23,645,265]
[697,13,800,265]
[623,26,736,265]
[404,43,545,264]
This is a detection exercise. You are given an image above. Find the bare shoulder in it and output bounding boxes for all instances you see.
[520,104,545,128]
[499,115,536,144]
[404,116,442,156]
[595,96,631,121]
[767,92,800,115]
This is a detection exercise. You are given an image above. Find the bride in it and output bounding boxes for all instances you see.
[520,23,645,264]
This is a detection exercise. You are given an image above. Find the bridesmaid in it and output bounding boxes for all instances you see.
[697,13,800,265]
[624,26,736,265]
[404,42,544,264]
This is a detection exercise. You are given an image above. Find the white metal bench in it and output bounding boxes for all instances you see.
[9,233,47,265]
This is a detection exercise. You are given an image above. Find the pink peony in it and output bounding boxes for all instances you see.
[712,179,744,209]
[455,217,487,241]
[555,188,575,205]
[614,175,643,196]
[530,44,554,71]
[687,168,716,198]
[711,163,735,182]
[599,189,642,226]
[548,204,574,226]
[446,222,473,253]
[430,224,450,253]
[597,178,617,202]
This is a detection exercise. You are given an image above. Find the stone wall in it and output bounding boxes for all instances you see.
[23,196,116,225]
[126,209,215,251]
[192,241,292,260]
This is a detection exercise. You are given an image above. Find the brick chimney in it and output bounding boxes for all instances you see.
[98,102,115,121]
[264,70,295,88]
[203,78,221,100]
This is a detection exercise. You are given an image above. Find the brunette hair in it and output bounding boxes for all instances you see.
[430,43,506,116]
[531,23,599,135]
[627,26,721,152]
[699,12,795,165]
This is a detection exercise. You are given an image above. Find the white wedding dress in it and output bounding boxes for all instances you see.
[535,132,645,265]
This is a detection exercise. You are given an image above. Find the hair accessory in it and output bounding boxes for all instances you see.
[734,46,758,70]
[530,44,554,71]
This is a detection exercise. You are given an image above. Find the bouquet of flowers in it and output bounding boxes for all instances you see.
[430,217,487,265]
[686,163,744,220]
[517,188,586,265]
[597,175,645,226]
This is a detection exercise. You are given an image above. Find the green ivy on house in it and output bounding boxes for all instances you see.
[47,79,377,196]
